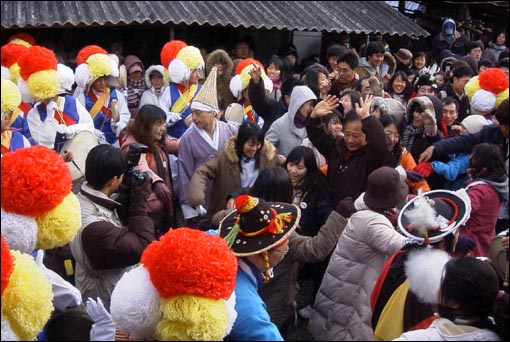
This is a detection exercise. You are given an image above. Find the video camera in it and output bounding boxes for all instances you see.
[123,143,152,188]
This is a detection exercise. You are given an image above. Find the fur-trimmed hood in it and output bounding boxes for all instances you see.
[144,64,168,88]
[406,95,443,127]
[206,49,234,79]
[223,135,277,163]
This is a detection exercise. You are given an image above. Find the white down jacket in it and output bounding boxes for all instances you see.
[308,196,408,341]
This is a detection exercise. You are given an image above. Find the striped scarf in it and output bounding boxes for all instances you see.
[127,78,147,108]
[401,125,424,152]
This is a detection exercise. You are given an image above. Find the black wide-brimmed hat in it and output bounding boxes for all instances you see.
[398,190,471,244]
[218,195,300,256]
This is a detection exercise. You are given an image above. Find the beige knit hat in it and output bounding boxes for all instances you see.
[191,66,219,113]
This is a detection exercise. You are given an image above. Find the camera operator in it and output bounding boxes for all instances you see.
[70,144,155,311]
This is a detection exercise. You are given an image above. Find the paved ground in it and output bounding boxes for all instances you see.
[285,278,315,341]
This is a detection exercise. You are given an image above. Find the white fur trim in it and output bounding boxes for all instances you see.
[1,208,38,254]
[223,292,237,337]
[57,63,75,93]
[405,248,450,305]
[1,317,20,341]
[144,65,167,88]
[110,266,161,340]
[74,63,92,90]
[470,89,496,113]
[229,74,243,99]
[1,66,11,80]
[16,77,35,104]
[168,59,189,84]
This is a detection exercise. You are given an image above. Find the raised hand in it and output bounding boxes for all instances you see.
[248,63,262,83]
[355,95,374,119]
[310,95,340,119]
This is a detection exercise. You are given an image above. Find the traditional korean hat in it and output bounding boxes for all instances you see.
[1,43,30,82]
[74,45,118,91]
[190,65,219,113]
[229,58,273,100]
[16,45,60,101]
[110,228,238,341]
[464,68,508,114]
[167,45,205,85]
[160,40,187,82]
[218,194,300,256]
[398,189,471,245]
[1,146,81,254]
[7,32,36,47]
[1,78,22,127]
[1,236,54,341]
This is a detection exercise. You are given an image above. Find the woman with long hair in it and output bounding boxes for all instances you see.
[187,121,283,221]
[120,104,179,237]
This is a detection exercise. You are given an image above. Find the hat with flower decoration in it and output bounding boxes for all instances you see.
[1,145,81,254]
[229,58,273,100]
[1,43,31,83]
[464,68,508,114]
[218,194,300,256]
[398,189,471,245]
[1,78,23,127]
[167,45,205,85]
[74,45,119,91]
[1,236,54,341]
[15,45,61,101]
[160,40,187,82]
[7,32,36,47]
[110,228,238,341]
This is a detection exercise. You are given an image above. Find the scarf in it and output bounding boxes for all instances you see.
[127,78,147,108]
[401,125,424,152]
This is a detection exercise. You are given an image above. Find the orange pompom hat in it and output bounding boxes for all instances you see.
[141,228,237,300]
[1,236,14,296]
[1,146,81,253]
[478,68,508,94]
[1,146,71,217]
[74,45,115,90]
[76,45,108,66]
[7,32,36,47]
[229,58,272,99]
[16,46,60,100]
[1,43,29,82]
[160,40,187,70]
[111,228,239,340]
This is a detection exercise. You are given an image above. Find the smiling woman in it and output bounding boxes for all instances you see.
[120,104,179,237]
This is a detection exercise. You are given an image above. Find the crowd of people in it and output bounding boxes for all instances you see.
[1,17,509,341]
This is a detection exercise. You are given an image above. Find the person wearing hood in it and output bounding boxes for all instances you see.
[265,85,324,157]
[124,55,147,118]
[457,142,508,258]
[431,18,470,64]
[139,65,168,109]
[205,49,236,110]
[355,41,386,83]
